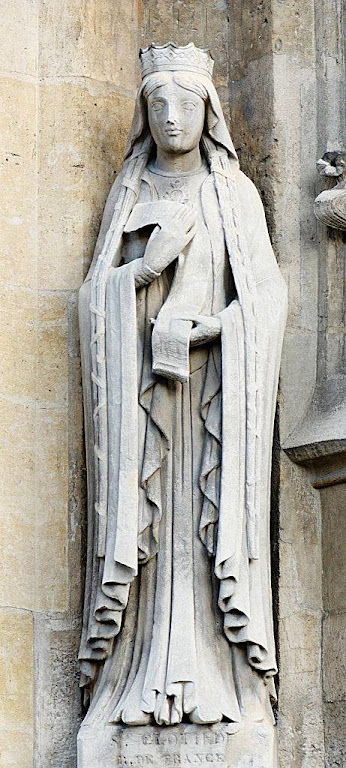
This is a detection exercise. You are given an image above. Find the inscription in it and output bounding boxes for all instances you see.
[81,722,273,767]
[112,727,238,748]
[115,756,226,768]
[111,724,242,768]
[116,757,154,766]
[162,753,225,765]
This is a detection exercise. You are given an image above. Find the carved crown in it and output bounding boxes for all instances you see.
[140,42,214,80]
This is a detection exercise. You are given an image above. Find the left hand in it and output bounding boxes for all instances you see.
[172,313,221,347]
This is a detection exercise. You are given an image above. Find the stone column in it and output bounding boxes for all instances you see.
[0,2,138,765]
[228,1,345,766]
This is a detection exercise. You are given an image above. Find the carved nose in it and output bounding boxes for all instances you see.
[166,108,178,125]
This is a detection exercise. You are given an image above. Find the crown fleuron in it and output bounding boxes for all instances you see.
[140,42,214,80]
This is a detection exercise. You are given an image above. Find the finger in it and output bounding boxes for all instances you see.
[184,213,196,229]
[181,216,196,237]
[173,207,191,223]
[148,224,162,242]
[181,207,195,222]
[184,223,197,243]
[177,208,195,226]
[176,312,202,322]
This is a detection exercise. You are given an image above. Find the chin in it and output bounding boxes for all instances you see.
[163,138,184,153]
[165,141,195,155]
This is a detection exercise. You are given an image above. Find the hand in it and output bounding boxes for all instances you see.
[170,313,221,347]
[143,207,196,275]
[190,316,221,346]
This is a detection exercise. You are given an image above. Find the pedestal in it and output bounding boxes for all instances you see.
[78,718,277,768]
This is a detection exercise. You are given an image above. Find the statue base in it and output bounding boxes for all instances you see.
[77,719,277,768]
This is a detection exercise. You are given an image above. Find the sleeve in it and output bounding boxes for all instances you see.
[85,175,124,282]
[237,170,287,293]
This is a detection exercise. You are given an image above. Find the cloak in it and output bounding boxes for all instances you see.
[78,75,288,707]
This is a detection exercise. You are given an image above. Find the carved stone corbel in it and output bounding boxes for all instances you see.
[314,151,346,231]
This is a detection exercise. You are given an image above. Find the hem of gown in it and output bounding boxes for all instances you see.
[109,681,241,727]
[111,709,242,727]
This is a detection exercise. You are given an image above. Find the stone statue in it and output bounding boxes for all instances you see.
[78,41,287,764]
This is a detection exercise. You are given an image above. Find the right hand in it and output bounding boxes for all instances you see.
[143,207,196,275]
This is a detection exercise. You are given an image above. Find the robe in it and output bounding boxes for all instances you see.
[78,162,287,727]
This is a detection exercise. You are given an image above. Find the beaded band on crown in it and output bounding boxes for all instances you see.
[140,42,214,80]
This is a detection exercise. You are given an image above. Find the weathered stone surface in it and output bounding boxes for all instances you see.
[0,609,33,768]
[0,285,36,401]
[39,0,138,88]
[321,483,346,613]
[34,615,82,768]
[35,405,69,612]
[322,614,346,704]
[0,78,37,289]
[0,0,37,77]
[37,292,69,405]
[278,454,322,618]
[38,82,135,290]
[78,722,277,768]
[277,451,325,768]
[0,0,137,762]
[272,0,315,61]
[83,0,138,88]
[0,287,69,612]
[0,400,69,612]
[323,702,346,768]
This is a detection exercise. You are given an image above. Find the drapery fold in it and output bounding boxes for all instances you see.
[79,168,287,705]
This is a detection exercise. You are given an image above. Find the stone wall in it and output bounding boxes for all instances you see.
[0,2,138,765]
[0,1,344,766]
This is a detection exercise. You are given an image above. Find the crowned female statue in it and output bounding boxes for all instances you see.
[78,42,287,731]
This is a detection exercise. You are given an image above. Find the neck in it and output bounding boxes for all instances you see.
[154,145,202,174]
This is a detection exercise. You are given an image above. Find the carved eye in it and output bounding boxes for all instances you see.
[150,101,164,112]
[182,101,197,111]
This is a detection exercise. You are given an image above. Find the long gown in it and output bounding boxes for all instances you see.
[81,162,276,728]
